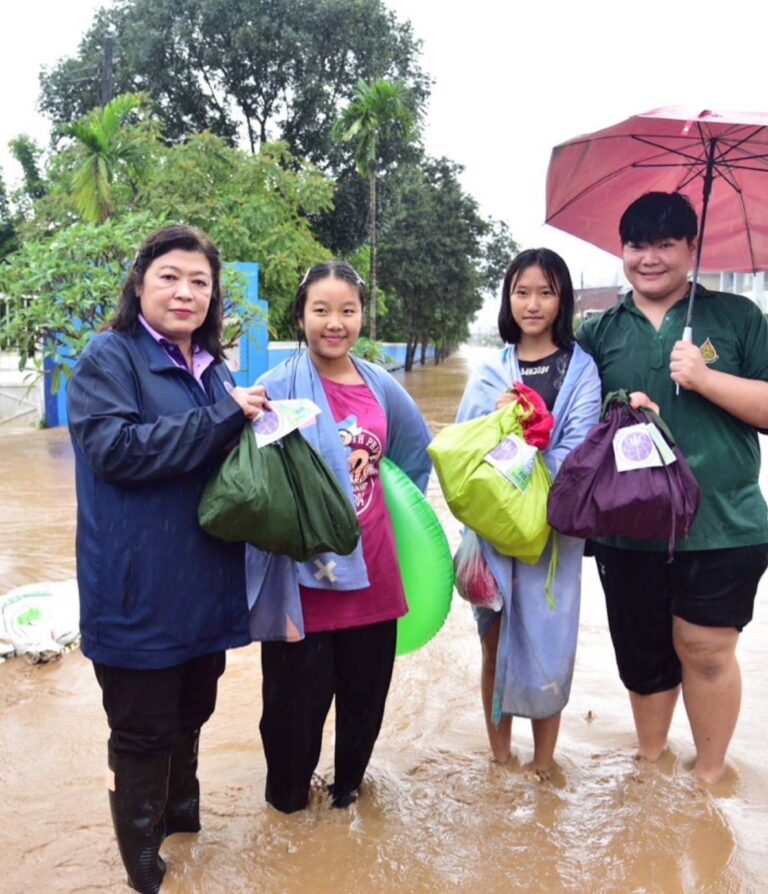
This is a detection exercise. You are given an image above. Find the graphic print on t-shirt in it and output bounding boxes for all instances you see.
[337,415,383,515]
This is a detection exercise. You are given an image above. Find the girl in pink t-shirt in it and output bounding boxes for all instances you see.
[258,261,431,813]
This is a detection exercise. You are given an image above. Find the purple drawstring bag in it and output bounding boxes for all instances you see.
[547,390,700,555]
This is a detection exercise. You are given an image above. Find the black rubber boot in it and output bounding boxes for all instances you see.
[329,784,360,809]
[108,746,169,894]
[164,729,202,836]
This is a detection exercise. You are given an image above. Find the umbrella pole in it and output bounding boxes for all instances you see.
[684,137,718,332]
[677,138,717,395]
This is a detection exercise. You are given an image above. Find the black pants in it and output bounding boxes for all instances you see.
[94,652,226,755]
[260,619,397,813]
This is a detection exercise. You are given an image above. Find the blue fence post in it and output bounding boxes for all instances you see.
[229,262,269,386]
[43,343,75,428]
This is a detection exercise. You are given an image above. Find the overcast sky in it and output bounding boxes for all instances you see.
[2,0,764,288]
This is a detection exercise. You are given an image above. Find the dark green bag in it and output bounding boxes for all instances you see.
[198,425,360,562]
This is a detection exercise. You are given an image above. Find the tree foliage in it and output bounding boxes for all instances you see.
[8,136,47,204]
[0,212,266,385]
[138,134,334,333]
[38,0,428,255]
[333,78,416,338]
[2,102,335,375]
[17,94,334,323]
[1,212,164,371]
[61,92,157,223]
[18,4,523,373]
[38,0,428,159]
[0,169,18,260]
[378,158,517,369]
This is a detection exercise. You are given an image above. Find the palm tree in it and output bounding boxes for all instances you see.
[333,79,415,339]
[62,93,155,224]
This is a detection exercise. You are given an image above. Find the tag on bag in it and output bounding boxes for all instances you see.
[613,423,676,472]
[484,434,539,492]
[253,399,321,447]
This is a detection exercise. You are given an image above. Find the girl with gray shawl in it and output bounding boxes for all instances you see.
[457,248,601,775]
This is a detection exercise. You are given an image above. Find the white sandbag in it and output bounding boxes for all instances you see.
[0,579,80,662]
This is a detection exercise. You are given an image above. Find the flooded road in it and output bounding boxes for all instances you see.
[1,346,767,893]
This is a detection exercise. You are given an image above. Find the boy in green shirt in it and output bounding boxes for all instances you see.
[578,191,768,785]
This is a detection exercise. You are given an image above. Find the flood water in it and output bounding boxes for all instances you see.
[1,346,767,894]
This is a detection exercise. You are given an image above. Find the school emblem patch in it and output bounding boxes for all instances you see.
[699,338,719,364]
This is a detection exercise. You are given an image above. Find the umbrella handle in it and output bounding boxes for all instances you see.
[675,326,693,396]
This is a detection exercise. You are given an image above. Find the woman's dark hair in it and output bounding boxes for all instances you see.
[619,191,698,246]
[497,247,575,348]
[108,225,226,361]
[292,261,367,339]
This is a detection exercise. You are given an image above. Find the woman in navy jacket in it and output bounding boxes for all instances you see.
[68,226,267,893]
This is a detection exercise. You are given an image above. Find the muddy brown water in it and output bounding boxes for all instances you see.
[1,346,767,894]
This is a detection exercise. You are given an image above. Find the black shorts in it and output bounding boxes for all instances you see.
[591,543,768,695]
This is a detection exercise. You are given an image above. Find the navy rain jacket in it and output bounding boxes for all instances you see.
[68,326,251,669]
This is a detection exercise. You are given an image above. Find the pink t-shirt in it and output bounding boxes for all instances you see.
[300,377,408,633]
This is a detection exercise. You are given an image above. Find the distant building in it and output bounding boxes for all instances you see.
[714,272,766,311]
[574,286,622,318]
[575,272,766,318]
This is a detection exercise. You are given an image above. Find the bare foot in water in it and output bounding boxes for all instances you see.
[633,746,678,775]
[523,761,566,788]
[690,761,739,798]
[526,766,550,784]
[490,748,517,766]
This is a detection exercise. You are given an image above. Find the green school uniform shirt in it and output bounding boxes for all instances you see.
[577,286,768,551]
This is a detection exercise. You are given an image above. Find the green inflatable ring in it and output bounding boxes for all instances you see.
[380,458,454,656]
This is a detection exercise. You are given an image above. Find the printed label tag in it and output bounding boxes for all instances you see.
[252,399,322,447]
[613,423,676,471]
[646,423,676,465]
[484,433,538,492]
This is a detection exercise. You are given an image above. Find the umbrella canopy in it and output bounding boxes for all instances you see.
[545,106,768,275]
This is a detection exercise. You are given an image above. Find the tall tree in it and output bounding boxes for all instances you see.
[8,136,47,203]
[1,129,334,372]
[137,134,334,331]
[38,0,428,156]
[0,169,18,260]
[38,0,428,254]
[61,93,156,224]
[378,158,514,369]
[332,79,415,338]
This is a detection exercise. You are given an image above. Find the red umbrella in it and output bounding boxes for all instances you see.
[546,106,768,332]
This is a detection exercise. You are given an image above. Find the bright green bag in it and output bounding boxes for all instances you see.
[198,425,360,562]
[427,402,552,564]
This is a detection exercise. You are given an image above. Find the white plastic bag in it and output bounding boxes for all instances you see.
[453,530,502,612]
[0,579,80,662]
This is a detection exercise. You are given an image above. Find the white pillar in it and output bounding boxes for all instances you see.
[754,272,765,312]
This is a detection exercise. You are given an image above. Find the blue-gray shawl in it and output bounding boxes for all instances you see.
[247,350,432,641]
[457,344,601,720]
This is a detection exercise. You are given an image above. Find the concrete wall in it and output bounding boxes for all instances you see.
[0,352,44,428]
